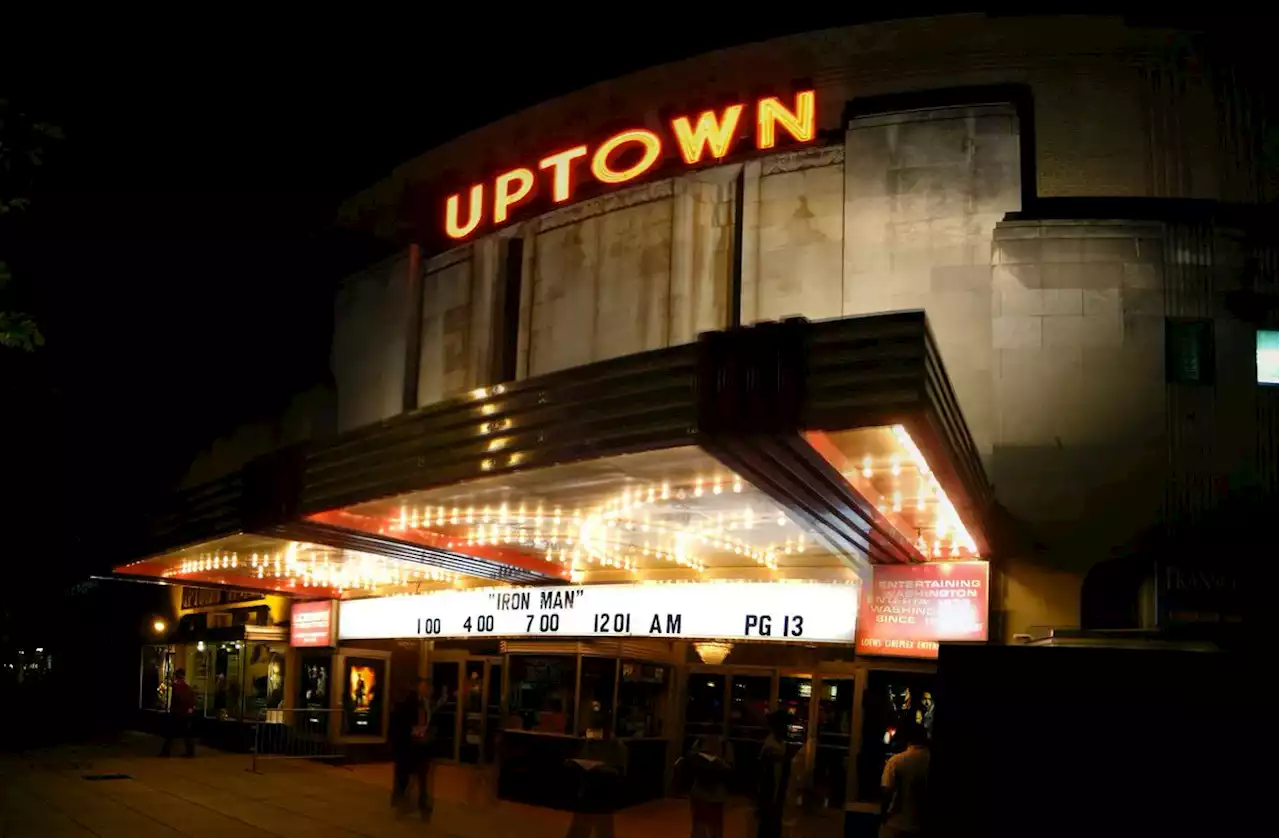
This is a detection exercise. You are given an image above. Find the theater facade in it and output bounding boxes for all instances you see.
[118,13,1273,820]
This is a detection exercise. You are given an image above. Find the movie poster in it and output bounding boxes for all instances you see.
[245,644,286,715]
[343,657,386,736]
[298,655,332,711]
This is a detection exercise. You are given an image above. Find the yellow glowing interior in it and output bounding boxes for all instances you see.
[331,446,853,586]
[810,424,981,559]
[113,533,472,599]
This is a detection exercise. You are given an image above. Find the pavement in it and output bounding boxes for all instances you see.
[0,732,846,837]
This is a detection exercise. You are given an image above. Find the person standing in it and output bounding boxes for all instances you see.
[390,678,434,818]
[918,692,935,740]
[753,710,791,838]
[879,722,930,838]
[159,668,197,758]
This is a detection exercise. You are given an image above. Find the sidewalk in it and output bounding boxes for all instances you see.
[0,732,843,837]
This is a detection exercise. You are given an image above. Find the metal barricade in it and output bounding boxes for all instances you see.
[249,708,345,772]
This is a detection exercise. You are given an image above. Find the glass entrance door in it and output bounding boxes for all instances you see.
[778,675,814,747]
[484,659,503,763]
[437,657,503,765]
[814,677,855,808]
[460,660,486,763]
[430,661,459,760]
[726,673,771,793]
[459,658,504,764]
[683,668,856,801]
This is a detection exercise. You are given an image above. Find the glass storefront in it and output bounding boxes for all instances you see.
[855,669,937,804]
[140,640,287,721]
[815,677,855,809]
[139,645,175,712]
[681,665,867,807]
[244,643,287,718]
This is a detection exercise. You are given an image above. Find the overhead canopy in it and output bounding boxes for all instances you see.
[118,312,993,597]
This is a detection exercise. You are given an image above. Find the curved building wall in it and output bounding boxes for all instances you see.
[328,15,1274,640]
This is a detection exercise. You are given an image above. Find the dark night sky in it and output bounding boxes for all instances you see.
[0,11,1266,590]
[3,15,887,584]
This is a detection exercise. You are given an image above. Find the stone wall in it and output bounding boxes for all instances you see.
[325,74,1265,641]
[988,219,1170,638]
[178,385,335,489]
[990,219,1168,566]
[519,172,736,377]
[526,182,676,377]
[417,241,498,407]
[843,105,1022,458]
[332,253,409,431]
[342,14,1250,243]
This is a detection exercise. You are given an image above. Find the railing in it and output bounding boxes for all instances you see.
[249,708,345,772]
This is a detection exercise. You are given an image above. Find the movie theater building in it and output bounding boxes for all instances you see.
[115,13,1274,816]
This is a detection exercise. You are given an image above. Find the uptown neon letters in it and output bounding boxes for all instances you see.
[444,90,816,240]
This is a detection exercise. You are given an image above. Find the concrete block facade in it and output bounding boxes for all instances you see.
[313,17,1271,642]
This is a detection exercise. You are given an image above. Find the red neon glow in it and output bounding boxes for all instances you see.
[445,183,484,239]
[671,104,744,164]
[494,167,535,224]
[590,129,663,185]
[756,90,816,150]
[291,600,336,647]
[307,508,572,581]
[538,145,588,203]
[856,561,990,660]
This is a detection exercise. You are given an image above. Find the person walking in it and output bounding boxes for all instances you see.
[682,734,733,838]
[159,668,197,758]
[390,678,434,818]
[879,722,930,838]
[781,734,818,838]
[564,721,629,838]
[753,710,791,838]
[467,728,502,807]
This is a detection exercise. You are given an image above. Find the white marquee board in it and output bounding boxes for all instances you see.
[337,582,859,644]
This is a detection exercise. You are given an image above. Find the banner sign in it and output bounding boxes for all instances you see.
[1156,561,1244,627]
[291,600,338,648]
[856,562,990,659]
[338,582,859,644]
[181,587,262,610]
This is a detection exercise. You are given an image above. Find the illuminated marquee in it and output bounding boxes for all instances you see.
[338,580,858,644]
[445,90,816,240]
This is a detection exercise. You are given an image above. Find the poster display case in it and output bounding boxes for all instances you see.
[334,648,391,743]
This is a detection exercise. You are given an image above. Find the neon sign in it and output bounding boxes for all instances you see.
[444,90,817,240]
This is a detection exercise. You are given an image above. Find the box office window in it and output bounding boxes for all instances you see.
[579,656,617,737]
[507,655,575,735]
[617,661,669,738]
